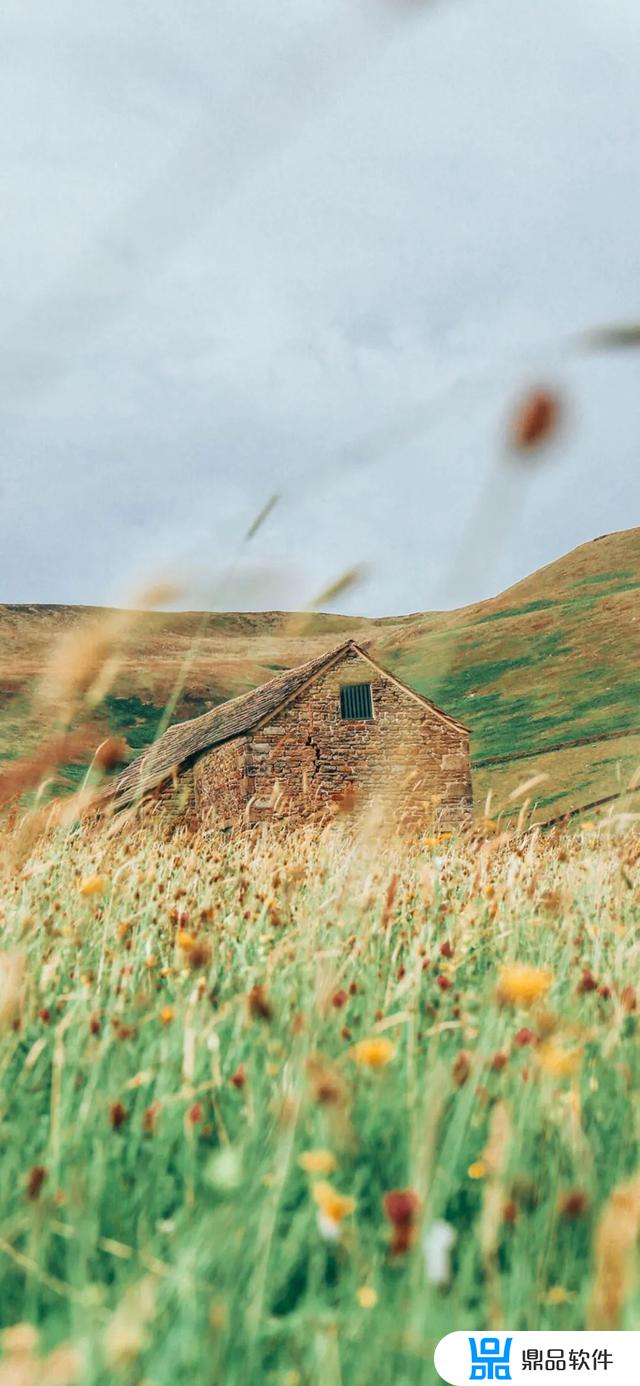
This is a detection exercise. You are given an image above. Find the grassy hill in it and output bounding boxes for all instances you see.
[3,527,640,825]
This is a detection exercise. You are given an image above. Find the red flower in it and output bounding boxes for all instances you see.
[440,940,454,959]
[189,1103,203,1124]
[578,970,598,994]
[230,1064,246,1090]
[490,1051,508,1072]
[332,990,348,1009]
[558,1189,589,1219]
[383,1187,421,1255]
[247,985,272,1021]
[437,975,452,992]
[514,1027,536,1048]
[26,1166,47,1201]
[38,1008,51,1024]
[109,1101,128,1130]
[383,1189,420,1227]
[452,1050,471,1087]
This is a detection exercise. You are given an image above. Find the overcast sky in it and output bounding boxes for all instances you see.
[1,0,640,616]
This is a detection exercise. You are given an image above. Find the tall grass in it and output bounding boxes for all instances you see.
[0,815,639,1383]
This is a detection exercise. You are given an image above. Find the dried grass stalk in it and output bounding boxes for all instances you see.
[588,1174,640,1328]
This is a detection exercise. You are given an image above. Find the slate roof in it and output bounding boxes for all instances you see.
[104,639,468,809]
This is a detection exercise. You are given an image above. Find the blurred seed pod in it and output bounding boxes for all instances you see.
[509,386,562,452]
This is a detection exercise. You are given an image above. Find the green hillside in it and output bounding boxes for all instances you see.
[377,527,640,759]
[3,528,640,826]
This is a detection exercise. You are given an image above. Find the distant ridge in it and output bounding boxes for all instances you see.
[2,526,640,824]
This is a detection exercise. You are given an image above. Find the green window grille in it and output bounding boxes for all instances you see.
[340,683,373,720]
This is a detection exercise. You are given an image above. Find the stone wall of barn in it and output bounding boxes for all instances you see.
[193,737,247,828]
[146,765,196,821]
[192,648,471,833]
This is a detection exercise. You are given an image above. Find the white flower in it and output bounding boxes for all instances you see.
[316,1210,342,1242]
[205,1147,243,1192]
[422,1219,456,1286]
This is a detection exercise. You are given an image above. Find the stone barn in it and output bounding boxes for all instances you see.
[108,640,472,831]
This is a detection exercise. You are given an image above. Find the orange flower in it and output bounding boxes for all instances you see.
[351,1037,396,1069]
[496,964,553,1008]
[160,1006,175,1025]
[79,876,108,898]
[537,1040,582,1079]
[312,1180,356,1225]
[176,930,195,952]
[298,1149,336,1176]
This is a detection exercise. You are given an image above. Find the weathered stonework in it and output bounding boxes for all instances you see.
[191,647,471,833]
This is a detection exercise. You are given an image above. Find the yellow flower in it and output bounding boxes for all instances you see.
[468,1161,487,1180]
[544,1285,574,1306]
[356,1286,378,1309]
[312,1181,356,1223]
[537,1041,582,1079]
[298,1149,337,1176]
[351,1037,396,1069]
[160,1006,175,1025]
[496,963,553,1008]
[78,875,107,897]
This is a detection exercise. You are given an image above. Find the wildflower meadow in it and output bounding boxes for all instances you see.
[0,814,639,1384]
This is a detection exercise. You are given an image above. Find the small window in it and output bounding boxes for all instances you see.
[340,682,373,720]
